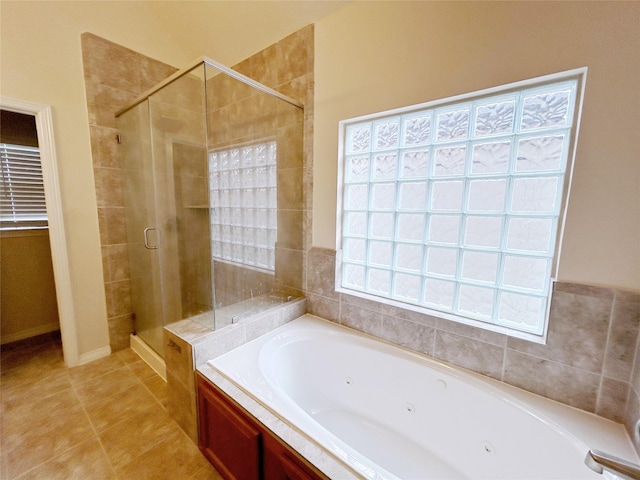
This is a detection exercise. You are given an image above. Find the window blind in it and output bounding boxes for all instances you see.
[0,143,47,229]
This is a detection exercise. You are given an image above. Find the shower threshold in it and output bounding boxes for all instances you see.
[130,332,167,381]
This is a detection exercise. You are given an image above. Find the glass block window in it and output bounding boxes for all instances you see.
[209,140,277,273]
[337,71,585,340]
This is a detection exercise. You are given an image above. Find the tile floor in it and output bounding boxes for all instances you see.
[0,332,223,480]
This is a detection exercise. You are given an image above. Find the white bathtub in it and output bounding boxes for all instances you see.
[207,314,639,480]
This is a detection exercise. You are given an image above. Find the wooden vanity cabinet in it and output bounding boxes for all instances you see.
[197,374,328,480]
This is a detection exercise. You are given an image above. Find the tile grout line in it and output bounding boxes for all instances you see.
[70,373,121,480]
[125,358,168,412]
[596,294,618,414]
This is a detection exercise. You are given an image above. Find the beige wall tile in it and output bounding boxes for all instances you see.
[306,248,339,299]
[277,75,310,107]
[277,166,303,209]
[93,167,124,208]
[554,281,615,300]
[105,279,132,318]
[597,377,630,423]
[107,314,134,352]
[244,44,279,87]
[90,125,119,168]
[164,332,194,390]
[245,311,281,342]
[307,293,340,322]
[103,207,127,245]
[106,244,130,282]
[192,323,247,366]
[379,304,438,328]
[276,26,311,85]
[88,83,138,128]
[624,389,640,452]
[277,209,303,251]
[101,245,111,283]
[504,350,600,412]
[604,298,640,381]
[278,124,304,169]
[381,315,435,356]
[340,302,382,337]
[81,33,140,95]
[166,371,198,442]
[507,290,611,373]
[436,317,507,347]
[434,330,504,380]
[96,207,109,245]
[275,247,303,291]
[139,56,178,93]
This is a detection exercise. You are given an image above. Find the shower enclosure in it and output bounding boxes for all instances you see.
[116,57,304,357]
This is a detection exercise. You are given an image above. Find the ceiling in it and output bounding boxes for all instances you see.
[145,1,352,67]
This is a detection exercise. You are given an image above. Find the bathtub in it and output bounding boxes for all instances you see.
[206,314,638,480]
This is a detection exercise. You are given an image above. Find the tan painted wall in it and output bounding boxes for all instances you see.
[0,231,59,343]
[0,1,194,357]
[0,1,341,358]
[314,1,640,291]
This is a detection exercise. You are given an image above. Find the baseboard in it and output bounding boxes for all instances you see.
[77,345,112,365]
[130,334,166,381]
[0,322,60,345]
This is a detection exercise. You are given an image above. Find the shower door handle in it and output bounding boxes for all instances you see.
[144,227,160,250]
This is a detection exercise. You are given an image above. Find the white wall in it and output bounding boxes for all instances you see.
[314,1,640,291]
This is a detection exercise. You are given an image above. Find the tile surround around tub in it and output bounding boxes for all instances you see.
[163,298,307,442]
[305,247,640,454]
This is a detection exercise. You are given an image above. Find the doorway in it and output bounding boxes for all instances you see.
[0,96,79,367]
[0,110,60,344]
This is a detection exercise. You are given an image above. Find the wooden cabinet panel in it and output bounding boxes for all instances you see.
[263,432,322,480]
[198,376,261,479]
[197,374,328,480]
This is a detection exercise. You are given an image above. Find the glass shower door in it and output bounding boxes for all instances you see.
[118,100,166,355]
[119,64,211,357]
[148,64,211,331]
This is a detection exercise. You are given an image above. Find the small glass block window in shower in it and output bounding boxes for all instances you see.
[337,70,585,341]
[209,139,277,273]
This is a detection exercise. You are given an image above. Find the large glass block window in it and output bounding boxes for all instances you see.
[337,71,585,340]
[209,140,277,273]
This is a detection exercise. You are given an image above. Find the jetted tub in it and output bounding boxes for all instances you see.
[207,314,639,480]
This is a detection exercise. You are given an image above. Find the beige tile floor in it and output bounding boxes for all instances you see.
[0,332,223,480]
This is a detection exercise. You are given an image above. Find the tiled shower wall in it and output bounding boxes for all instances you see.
[82,26,313,351]
[205,25,312,304]
[306,247,640,452]
[228,25,314,298]
[82,33,178,351]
